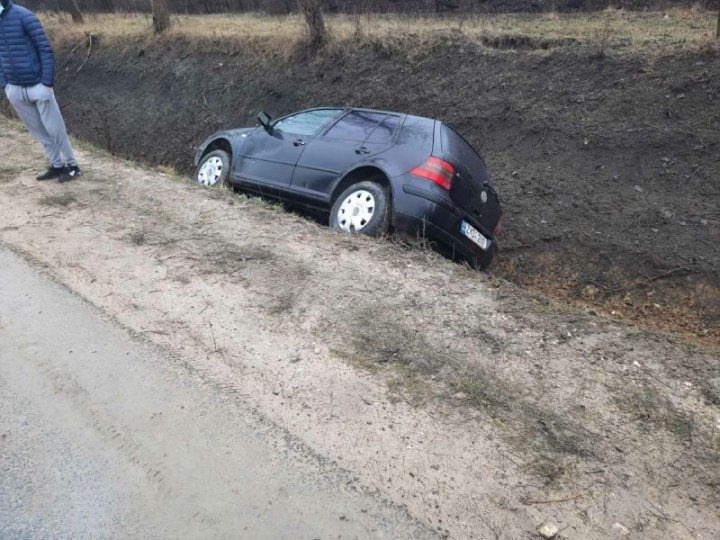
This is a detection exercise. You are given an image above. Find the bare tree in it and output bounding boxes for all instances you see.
[298,0,327,47]
[152,0,172,34]
[66,0,84,24]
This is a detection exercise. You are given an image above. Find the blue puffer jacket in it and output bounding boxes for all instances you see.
[0,2,55,88]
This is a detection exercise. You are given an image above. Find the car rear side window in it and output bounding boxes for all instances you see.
[324,111,388,142]
[440,124,486,174]
[366,115,400,144]
[274,109,343,137]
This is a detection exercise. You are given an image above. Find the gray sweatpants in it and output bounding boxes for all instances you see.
[4,83,77,168]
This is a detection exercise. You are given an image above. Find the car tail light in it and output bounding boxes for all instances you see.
[410,157,455,190]
[494,215,505,237]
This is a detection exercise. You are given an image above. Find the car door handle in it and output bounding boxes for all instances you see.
[293,139,306,147]
[355,146,371,155]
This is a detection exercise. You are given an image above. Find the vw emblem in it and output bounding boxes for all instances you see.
[480,191,488,204]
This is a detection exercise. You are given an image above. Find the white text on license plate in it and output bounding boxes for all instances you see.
[460,221,489,251]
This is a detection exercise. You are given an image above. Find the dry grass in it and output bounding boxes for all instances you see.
[128,229,147,245]
[614,383,695,441]
[40,7,720,57]
[38,192,77,207]
[331,305,597,485]
[0,165,21,183]
[613,382,720,487]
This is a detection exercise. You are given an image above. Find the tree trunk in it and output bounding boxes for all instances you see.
[298,0,327,47]
[67,0,84,24]
[152,0,172,34]
[716,8,719,40]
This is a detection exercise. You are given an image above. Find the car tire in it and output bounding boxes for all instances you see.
[330,180,390,236]
[195,149,230,187]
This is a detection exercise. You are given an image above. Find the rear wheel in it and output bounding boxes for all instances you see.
[330,180,390,235]
[195,149,230,187]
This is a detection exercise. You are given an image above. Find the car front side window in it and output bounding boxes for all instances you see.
[273,109,343,137]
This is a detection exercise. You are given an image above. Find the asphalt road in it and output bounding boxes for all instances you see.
[0,245,433,539]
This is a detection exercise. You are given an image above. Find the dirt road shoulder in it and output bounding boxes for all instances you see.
[0,246,434,539]
[1,118,718,538]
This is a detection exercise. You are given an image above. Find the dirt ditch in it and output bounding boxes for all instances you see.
[3,19,716,343]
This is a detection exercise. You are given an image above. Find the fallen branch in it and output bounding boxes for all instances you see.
[605,267,691,295]
[522,493,585,505]
[76,32,96,74]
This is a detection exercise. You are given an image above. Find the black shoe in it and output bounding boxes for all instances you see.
[37,166,66,181]
[59,165,82,183]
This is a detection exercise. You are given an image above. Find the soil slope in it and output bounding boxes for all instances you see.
[1,119,719,539]
[3,14,716,341]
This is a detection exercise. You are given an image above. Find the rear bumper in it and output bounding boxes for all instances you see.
[391,177,499,268]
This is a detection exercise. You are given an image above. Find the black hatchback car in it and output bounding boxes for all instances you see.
[194,107,503,269]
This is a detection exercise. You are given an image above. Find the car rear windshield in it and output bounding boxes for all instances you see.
[440,124,486,175]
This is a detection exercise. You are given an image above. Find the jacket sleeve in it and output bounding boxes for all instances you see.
[23,12,55,87]
[0,60,6,88]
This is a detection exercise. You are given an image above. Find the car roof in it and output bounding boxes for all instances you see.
[300,106,433,123]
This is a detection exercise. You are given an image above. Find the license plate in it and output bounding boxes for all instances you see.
[460,221,489,251]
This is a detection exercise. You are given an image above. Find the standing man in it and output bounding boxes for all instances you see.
[0,0,81,182]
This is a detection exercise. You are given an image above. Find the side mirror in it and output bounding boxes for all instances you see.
[258,111,273,131]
